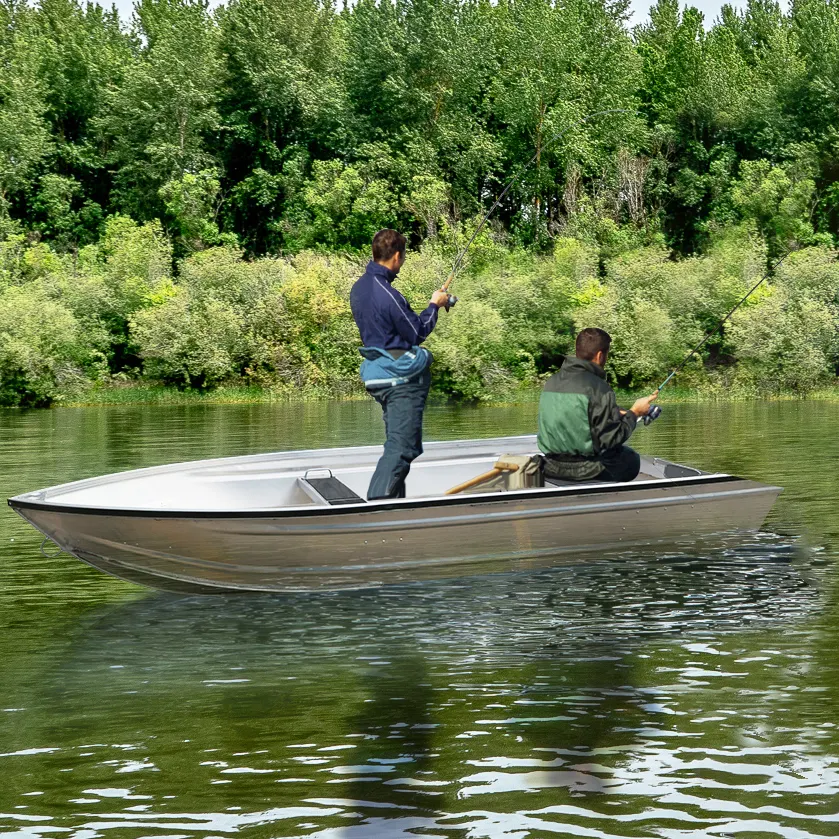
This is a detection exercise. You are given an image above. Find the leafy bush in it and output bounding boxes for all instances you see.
[577,228,765,387]
[130,246,362,392]
[270,251,360,391]
[48,216,174,370]
[428,299,516,400]
[395,240,595,398]
[131,289,244,389]
[728,290,837,393]
[0,284,92,406]
[3,219,839,405]
[728,247,839,392]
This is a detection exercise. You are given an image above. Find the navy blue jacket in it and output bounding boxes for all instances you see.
[350,261,439,351]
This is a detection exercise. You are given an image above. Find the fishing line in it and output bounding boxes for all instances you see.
[656,247,794,393]
[441,107,634,303]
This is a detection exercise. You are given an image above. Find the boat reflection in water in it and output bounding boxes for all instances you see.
[8,435,781,593]
[2,538,831,838]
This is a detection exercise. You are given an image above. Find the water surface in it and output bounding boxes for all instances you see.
[2,400,838,838]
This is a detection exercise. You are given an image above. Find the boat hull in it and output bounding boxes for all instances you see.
[12,477,781,593]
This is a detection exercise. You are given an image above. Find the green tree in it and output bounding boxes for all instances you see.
[31,173,104,249]
[217,0,346,252]
[288,159,399,250]
[0,1,51,216]
[342,0,503,235]
[31,0,132,245]
[403,175,451,240]
[638,0,758,250]
[489,0,643,244]
[96,0,221,220]
[159,169,225,253]
[731,156,818,251]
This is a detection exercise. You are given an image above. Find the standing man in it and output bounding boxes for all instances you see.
[350,229,449,500]
[538,327,658,483]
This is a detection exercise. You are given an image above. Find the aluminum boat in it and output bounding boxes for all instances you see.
[8,435,782,594]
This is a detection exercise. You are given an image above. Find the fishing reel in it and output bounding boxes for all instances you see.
[642,405,662,426]
[444,294,458,312]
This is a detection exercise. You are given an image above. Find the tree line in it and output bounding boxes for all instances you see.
[2,0,839,406]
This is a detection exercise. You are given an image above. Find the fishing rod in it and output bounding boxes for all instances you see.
[642,247,794,426]
[439,108,634,309]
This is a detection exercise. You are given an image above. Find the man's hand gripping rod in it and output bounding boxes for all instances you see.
[440,273,457,312]
[643,248,795,426]
[435,109,635,311]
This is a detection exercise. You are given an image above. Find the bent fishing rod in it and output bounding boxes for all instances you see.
[657,247,794,392]
[439,108,634,309]
[640,247,794,426]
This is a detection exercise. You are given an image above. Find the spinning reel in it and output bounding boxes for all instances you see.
[642,405,662,426]
[444,294,458,312]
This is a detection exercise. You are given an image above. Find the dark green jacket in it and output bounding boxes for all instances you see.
[537,355,636,479]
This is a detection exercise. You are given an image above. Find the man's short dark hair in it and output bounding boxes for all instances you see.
[575,327,611,361]
[372,229,406,262]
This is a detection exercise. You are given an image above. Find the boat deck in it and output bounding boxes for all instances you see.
[10,435,705,514]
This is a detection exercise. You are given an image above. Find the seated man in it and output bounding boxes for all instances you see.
[538,327,658,483]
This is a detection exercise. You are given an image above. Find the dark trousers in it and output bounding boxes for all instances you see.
[544,445,640,484]
[594,446,641,483]
[366,369,431,500]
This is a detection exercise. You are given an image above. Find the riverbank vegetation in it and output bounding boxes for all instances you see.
[3,0,839,406]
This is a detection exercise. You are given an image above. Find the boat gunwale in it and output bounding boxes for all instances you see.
[7,473,763,520]
[8,434,545,497]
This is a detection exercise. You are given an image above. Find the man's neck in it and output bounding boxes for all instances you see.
[569,355,606,379]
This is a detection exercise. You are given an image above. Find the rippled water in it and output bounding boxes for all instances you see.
[2,400,839,838]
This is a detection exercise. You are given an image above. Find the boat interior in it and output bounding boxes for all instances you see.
[12,435,710,513]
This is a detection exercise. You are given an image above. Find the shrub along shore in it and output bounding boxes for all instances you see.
[3,217,839,408]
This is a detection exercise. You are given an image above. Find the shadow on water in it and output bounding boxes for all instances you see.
[1,533,830,838]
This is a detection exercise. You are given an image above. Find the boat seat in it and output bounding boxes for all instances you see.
[544,476,579,487]
[663,463,701,478]
[298,471,365,506]
[546,472,658,488]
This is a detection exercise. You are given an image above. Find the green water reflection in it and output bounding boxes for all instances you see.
[1,401,839,838]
